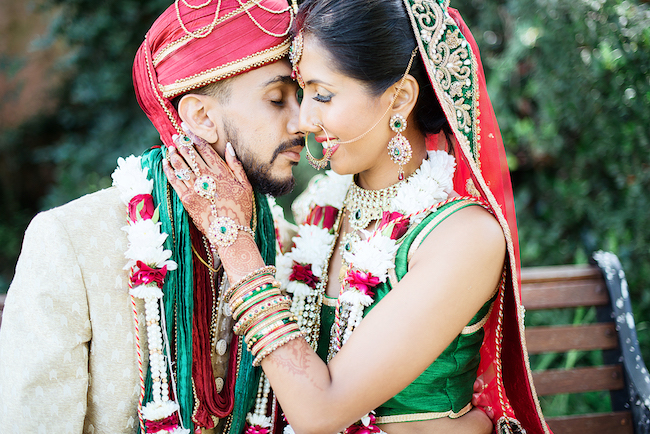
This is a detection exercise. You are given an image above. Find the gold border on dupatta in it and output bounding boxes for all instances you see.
[402,1,549,432]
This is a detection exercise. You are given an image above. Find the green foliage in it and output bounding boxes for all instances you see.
[455,0,650,415]
[0,0,169,287]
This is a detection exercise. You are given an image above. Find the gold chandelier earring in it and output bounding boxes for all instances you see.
[305,124,336,170]
[387,113,412,180]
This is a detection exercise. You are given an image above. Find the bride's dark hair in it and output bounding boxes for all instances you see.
[296,0,449,135]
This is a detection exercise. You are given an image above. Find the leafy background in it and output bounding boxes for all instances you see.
[1,0,648,417]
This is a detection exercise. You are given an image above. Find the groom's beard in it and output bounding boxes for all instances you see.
[224,121,303,197]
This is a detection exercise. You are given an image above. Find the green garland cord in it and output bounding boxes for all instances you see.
[140,147,277,433]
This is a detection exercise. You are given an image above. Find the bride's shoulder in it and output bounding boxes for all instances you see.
[413,203,506,269]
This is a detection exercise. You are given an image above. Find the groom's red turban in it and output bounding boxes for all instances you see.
[133,0,293,148]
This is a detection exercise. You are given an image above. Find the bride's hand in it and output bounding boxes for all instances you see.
[162,124,253,241]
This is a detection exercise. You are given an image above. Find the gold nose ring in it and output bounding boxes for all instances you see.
[305,124,336,170]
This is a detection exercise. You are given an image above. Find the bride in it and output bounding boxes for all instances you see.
[164,1,549,433]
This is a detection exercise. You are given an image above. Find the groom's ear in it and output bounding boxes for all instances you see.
[177,93,221,148]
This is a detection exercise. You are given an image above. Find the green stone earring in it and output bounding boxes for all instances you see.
[387,113,412,180]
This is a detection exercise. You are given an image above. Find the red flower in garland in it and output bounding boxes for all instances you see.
[133,261,168,288]
[128,194,155,221]
[344,413,381,434]
[290,262,319,289]
[244,424,269,434]
[144,413,181,432]
[345,270,380,297]
[379,211,410,240]
[306,205,339,230]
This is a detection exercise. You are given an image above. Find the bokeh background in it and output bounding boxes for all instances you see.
[1,0,649,417]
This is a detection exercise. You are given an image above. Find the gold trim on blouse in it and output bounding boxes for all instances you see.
[375,402,472,424]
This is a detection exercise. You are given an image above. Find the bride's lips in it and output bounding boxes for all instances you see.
[314,136,337,145]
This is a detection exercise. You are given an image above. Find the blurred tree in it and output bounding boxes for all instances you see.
[0,0,169,289]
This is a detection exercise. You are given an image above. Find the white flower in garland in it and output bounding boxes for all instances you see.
[275,254,294,290]
[292,171,352,223]
[123,220,177,271]
[391,150,455,220]
[112,155,154,204]
[343,232,399,282]
[426,149,456,193]
[312,171,353,209]
[290,224,335,278]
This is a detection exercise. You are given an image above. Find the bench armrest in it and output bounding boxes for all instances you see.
[593,251,650,429]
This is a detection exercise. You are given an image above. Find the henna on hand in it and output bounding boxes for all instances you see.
[219,233,266,281]
[162,131,253,241]
[264,338,325,391]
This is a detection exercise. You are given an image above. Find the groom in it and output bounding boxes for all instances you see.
[0,1,302,433]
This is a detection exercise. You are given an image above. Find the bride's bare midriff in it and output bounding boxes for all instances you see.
[378,408,493,434]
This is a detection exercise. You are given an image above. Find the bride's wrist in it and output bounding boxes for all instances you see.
[212,232,266,283]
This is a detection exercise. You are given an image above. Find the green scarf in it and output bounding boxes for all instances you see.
[140,147,276,434]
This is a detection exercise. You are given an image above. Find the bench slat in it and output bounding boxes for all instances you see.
[521,264,602,283]
[546,411,633,434]
[532,365,624,396]
[525,323,618,354]
[521,280,608,310]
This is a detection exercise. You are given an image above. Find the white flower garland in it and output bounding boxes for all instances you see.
[112,155,189,434]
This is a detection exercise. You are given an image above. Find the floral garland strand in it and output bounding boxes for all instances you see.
[112,155,189,434]
[277,150,456,433]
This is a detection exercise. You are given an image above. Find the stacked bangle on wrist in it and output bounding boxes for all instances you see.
[226,266,277,303]
[227,266,304,366]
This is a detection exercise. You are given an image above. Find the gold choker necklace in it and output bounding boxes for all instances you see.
[344,180,403,231]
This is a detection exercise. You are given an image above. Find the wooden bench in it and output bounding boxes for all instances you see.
[522,251,650,434]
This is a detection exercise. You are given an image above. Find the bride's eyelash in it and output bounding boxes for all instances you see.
[313,93,332,103]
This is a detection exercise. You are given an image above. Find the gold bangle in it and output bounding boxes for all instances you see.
[229,280,279,314]
[251,318,299,354]
[245,308,294,340]
[233,297,291,335]
[232,287,279,320]
[227,266,277,301]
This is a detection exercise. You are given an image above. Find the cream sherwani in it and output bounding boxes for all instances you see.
[0,187,148,433]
